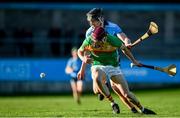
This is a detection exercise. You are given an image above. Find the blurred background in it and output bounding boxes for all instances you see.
[0,2,180,95]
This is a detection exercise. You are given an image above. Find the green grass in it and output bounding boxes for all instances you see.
[0,88,180,117]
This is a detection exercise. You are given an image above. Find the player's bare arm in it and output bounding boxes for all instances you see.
[117,32,131,46]
[77,62,86,80]
[78,49,93,64]
[77,49,93,80]
[120,44,141,66]
[65,66,73,74]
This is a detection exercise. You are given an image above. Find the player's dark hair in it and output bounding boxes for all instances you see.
[71,47,78,52]
[86,8,103,21]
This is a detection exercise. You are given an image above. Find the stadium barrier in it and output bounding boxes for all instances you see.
[0,59,179,94]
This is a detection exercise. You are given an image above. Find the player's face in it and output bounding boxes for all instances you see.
[87,18,101,28]
[71,50,78,58]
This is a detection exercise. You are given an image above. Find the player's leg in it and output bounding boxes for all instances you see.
[92,79,105,101]
[91,67,111,100]
[76,80,83,104]
[111,75,143,108]
[91,66,120,114]
[70,79,78,103]
[110,80,138,113]
[92,79,101,94]
[110,74,156,114]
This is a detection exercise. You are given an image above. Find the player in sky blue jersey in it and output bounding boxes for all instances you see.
[77,8,140,113]
[65,47,83,104]
[86,21,123,38]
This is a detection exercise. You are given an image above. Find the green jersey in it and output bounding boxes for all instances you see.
[79,34,124,67]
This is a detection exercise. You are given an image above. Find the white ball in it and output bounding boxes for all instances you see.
[40,73,46,78]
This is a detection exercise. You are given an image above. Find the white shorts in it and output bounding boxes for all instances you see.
[91,65,122,79]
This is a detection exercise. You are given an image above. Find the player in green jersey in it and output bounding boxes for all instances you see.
[80,8,138,113]
[77,26,156,115]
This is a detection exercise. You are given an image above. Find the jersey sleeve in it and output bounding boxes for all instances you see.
[66,58,72,67]
[107,34,124,47]
[85,31,90,38]
[114,24,123,34]
[86,27,93,38]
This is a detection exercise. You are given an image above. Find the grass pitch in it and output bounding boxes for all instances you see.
[0,88,180,117]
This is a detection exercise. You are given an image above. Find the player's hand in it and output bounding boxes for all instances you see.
[77,70,85,80]
[126,43,132,49]
[83,55,93,64]
[133,60,143,67]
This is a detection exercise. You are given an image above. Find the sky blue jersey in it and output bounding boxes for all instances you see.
[66,58,81,78]
[86,21,123,38]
